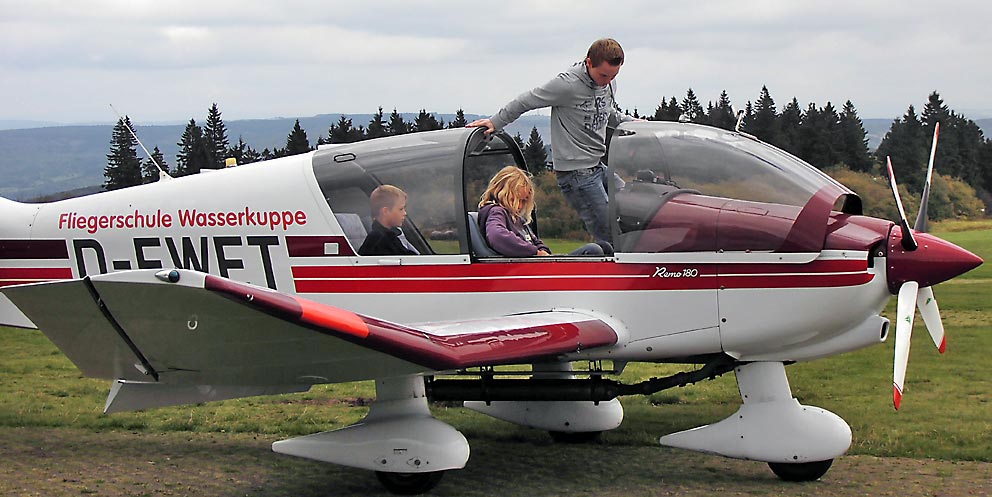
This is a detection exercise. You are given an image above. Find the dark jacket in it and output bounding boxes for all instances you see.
[358,220,417,256]
[479,203,550,257]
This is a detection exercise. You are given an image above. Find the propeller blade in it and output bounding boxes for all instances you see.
[914,122,940,233]
[893,281,919,410]
[886,156,918,251]
[916,286,946,353]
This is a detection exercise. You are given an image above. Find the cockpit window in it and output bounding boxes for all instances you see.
[312,131,468,255]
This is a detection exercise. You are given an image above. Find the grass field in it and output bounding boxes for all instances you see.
[1,220,989,495]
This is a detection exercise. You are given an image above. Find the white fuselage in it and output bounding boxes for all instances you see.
[1,153,892,367]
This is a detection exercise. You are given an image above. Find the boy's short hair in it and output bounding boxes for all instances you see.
[370,185,407,217]
[587,38,624,67]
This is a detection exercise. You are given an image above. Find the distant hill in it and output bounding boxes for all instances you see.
[0,120,63,131]
[0,113,553,201]
[2,114,987,201]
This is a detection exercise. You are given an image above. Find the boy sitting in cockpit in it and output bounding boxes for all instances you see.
[359,185,419,256]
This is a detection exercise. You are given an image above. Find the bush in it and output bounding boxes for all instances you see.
[825,166,983,221]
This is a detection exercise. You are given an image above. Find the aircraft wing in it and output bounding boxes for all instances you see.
[1,269,620,389]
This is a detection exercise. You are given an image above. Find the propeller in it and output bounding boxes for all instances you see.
[886,122,945,410]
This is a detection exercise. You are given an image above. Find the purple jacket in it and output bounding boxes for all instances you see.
[479,203,550,257]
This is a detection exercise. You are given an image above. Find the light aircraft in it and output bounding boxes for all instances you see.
[0,121,981,494]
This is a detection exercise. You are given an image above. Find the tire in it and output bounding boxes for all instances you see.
[548,431,603,444]
[375,471,444,495]
[768,459,834,482]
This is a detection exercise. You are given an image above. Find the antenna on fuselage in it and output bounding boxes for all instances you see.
[109,104,173,181]
[734,110,745,132]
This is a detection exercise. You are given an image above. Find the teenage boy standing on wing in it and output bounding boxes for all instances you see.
[468,38,634,247]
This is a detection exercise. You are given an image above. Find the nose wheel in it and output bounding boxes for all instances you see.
[768,459,834,482]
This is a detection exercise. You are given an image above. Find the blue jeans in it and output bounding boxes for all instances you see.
[556,165,613,244]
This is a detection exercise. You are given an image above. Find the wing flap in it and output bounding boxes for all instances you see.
[1,279,151,381]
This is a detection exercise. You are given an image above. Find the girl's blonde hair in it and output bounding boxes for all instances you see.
[478,166,536,223]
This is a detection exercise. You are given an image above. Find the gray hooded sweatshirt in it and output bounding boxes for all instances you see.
[489,61,633,172]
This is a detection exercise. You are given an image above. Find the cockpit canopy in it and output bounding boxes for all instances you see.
[610,122,860,253]
[309,123,861,258]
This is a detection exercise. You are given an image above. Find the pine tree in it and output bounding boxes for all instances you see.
[523,127,548,169]
[284,119,311,155]
[947,113,986,187]
[104,116,143,190]
[740,101,754,133]
[837,100,873,172]
[328,115,363,143]
[919,92,986,186]
[175,118,209,176]
[707,90,736,130]
[921,91,951,129]
[680,88,705,123]
[703,101,716,126]
[980,137,992,193]
[751,86,782,146]
[141,146,169,183]
[798,102,841,169]
[513,132,525,150]
[203,103,229,169]
[412,109,443,132]
[367,106,388,139]
[448,108,468,128]
[387,108,408,135]
[876,105,928,190]
[651,96,682,121]
[798,103,825,167]
[226,137,260,166]
[779,98,803,155]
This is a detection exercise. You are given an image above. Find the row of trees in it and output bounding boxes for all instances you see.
[650,86,876,174]
[646,88,991,198]
[104,104,229,190]
[104,104,551,190]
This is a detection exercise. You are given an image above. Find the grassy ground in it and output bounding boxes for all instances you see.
[2,427,990,497]
[0,220,989,495]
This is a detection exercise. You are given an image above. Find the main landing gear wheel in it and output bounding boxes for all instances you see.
[767,459,834,482]
[375,471,445,495]
[548,431,602,443]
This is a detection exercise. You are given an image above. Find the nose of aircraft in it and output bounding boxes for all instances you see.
[886,230,984,294]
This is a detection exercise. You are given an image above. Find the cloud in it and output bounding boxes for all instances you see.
[1,0,990,122]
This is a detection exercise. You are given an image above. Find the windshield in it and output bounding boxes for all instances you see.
[610,122,855,253]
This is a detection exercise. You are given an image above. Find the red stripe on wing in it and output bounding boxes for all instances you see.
[204,274,617,370]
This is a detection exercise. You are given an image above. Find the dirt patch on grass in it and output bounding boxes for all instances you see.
[1,426,989,497]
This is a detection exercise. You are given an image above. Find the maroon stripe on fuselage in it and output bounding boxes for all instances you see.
[286,236,355,257]
[290,259,873,293]
[0,240,69,260]
[0,268,74,279]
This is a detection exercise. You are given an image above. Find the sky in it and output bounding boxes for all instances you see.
[2,0,991,125]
